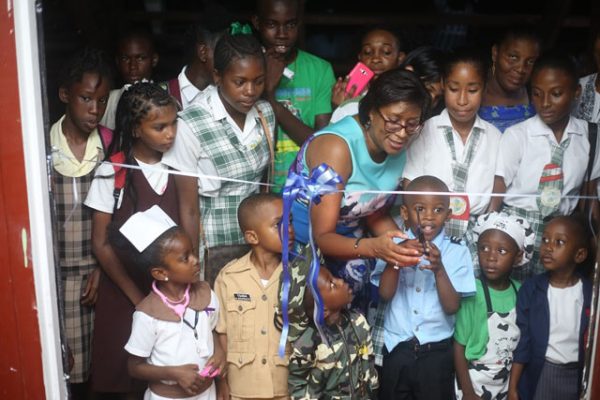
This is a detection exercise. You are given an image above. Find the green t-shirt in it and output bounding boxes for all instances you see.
[454,278,521,361]
[272,49,335,192]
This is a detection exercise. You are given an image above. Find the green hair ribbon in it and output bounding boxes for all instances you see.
[230,22,253,35]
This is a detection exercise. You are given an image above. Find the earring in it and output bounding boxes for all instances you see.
[491,62,496,78]
[164,277,169,282]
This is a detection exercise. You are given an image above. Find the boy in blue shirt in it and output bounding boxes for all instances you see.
[378,175,476,399]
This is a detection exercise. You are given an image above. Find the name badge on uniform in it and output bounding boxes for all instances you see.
[449,194,470,221]
[234,293,251,301]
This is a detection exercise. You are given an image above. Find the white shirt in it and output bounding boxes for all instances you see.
[546,280,583,364]
[84,159,170,213]
[125,291,219,400]
[162,85,271,196]
[403,109,502,215]
[496,115,600,214]
[178,66,206,109]
[330,98,360,123]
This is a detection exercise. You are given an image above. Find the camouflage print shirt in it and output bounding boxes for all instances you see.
[288,310,378,400]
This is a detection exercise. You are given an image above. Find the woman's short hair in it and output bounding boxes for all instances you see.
[358,68,430,125]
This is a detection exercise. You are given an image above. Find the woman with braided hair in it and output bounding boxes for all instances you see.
[84,81,182,397]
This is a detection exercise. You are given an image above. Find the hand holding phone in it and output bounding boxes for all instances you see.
[345,62,374,98]
[199,365,220,378]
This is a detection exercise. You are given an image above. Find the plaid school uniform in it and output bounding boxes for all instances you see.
[52,155,101,383]
[179,100,275,248]
[503,139,570,281]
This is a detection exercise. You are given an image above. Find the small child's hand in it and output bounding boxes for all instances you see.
[420,242,443,274]
[80,267,101,306]
[205,354,226,378]
[174,364,205,396]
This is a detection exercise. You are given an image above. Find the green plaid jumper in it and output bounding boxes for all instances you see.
[180,100,275,248]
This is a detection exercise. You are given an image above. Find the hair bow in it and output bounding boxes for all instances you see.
[230,22,253,35]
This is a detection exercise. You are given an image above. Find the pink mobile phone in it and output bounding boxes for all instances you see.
[199,365,220,378]
[345,62,374,98]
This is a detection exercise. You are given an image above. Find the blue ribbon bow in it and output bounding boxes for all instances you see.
[278,163,344,357]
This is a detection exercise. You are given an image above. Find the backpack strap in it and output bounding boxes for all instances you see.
[109,151,127,212]
[98,125,114,155]
[167,78,183,108]
[256,106,275,192]
[586,122,598,183]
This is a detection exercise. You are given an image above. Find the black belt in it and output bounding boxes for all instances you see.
[397,337,452,353]
[546,360,580,369]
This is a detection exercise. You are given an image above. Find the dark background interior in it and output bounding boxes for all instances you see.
[39,0,600,123]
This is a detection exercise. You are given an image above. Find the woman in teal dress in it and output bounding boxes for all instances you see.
[479,27,541,132]
[290,69,430,313]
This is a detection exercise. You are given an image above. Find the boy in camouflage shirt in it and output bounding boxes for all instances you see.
[286,263,378,399]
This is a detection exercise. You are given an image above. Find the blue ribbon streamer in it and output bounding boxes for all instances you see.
[278,163,344,357]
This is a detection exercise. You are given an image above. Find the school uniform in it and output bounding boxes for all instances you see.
[513,273,591,400]
[378,229,476,400]
[404,110,501,217]
[85,155,180,393]
[214,252,288,400]
[125,283,219,400]
[177,66,206,109]
[496,115,600,278]
[50,115,109,384]
[162,86,275,283]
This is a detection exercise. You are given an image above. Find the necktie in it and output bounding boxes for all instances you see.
[537,137,570,217]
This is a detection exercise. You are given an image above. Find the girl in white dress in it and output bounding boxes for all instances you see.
[113,207,223,400]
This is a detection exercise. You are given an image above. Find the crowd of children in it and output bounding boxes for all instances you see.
[48,0,600,399]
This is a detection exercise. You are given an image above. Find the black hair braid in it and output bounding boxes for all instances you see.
[213,33,264,73]
[113,82,179,212]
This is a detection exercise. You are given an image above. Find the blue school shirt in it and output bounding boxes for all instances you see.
[383,229,476,350]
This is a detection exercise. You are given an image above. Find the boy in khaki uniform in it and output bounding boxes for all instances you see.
[215,193,292,399]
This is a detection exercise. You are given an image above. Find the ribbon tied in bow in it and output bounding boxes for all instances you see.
[278,163,344,357]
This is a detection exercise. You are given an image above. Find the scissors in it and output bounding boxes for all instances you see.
[415,209,429,255]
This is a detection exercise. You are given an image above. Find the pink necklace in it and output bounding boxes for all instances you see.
[152,281,191,318]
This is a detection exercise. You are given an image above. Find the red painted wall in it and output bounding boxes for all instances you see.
[0,2,46,399]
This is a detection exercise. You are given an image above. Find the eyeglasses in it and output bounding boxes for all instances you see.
[375,109,422,135]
